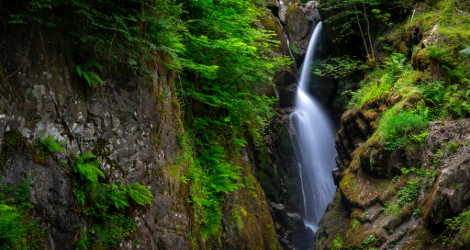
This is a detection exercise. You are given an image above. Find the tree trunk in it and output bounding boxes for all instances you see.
[354,3,370,63]
[363,3,375,62]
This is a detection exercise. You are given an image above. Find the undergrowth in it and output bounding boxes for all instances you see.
[71,152,153,248]
[0,177,45,249]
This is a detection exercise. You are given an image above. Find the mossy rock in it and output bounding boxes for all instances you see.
[339,168,394,209]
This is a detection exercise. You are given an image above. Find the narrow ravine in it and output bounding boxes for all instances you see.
[289,22,337,233]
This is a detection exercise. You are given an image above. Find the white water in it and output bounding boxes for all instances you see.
[289,22,337,232]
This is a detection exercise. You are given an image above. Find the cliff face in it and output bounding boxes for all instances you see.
[0,12,282,250]
[0,0,337,249]
[0,21,190,249]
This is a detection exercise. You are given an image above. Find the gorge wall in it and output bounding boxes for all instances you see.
[314,1,470,249]
[0,10,280,250]
[0,0,331,249]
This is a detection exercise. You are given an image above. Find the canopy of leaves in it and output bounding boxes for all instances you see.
[9,0,185,74]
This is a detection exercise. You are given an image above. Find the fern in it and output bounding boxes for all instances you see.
[409,132,428,143]
[384,53,407,76]
[74,152,105,183]
[76,59,102,87]
[39,133,66,153]
[209,164,241,194]
[427,44,453,64]
[0,205,25,248]
[123,183,153,206]
[109,184,130,210]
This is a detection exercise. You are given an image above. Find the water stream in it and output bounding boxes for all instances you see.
[289,22,337,233]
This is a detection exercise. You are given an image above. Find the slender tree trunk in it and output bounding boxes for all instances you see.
[363,3,376,62]
[354,3,370,63]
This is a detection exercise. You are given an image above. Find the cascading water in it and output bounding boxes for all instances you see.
[289,22,337,233]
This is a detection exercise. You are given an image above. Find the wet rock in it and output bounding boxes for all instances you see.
[332,167,343,186]
[278,83,298,108]
[287,224,315,250]
[300,1,320,22]
[284,0,314,60]
[314,192,349,250]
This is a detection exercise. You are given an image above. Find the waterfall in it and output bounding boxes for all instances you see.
[289,22,337,233]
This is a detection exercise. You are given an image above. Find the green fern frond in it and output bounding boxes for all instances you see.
[208,164,241,194]
[110,184,130,210]
[124,183,153,206]
[87,71,103,85]
[76,65,83,78]
[76,60,102,88]
[40,134,66,153]
[84,59,101,71]
[0,205,25,248]
[82,72,94,87]
[75,152,104,183]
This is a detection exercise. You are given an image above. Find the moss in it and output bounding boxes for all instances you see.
[339,167,385,209]
[316,192,349,250]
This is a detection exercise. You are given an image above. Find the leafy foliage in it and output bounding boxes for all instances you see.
[381,109,428,151]
[175,0,288,240]
[398,180,419,205]
[460,45,470,56]
[409,132,428,144]
[9,0,185,74]
[71,151,154,248]
[384,53,407,76]
[74,152,105,183]
[312,56,366,79]
[332,235,343,250]
[0,205,25,248]
[76,60,102,87]
[39,133,66,153]
[360,234,377,249]
[109,184,130,210]
[0,178,45,249]
[319,0,411,49]
[123,183,153,206]
[435,210,470,247]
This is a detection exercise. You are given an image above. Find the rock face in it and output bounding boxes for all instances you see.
[0,20,189,249]
[0,1,331,249]
[0,11,281,250]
